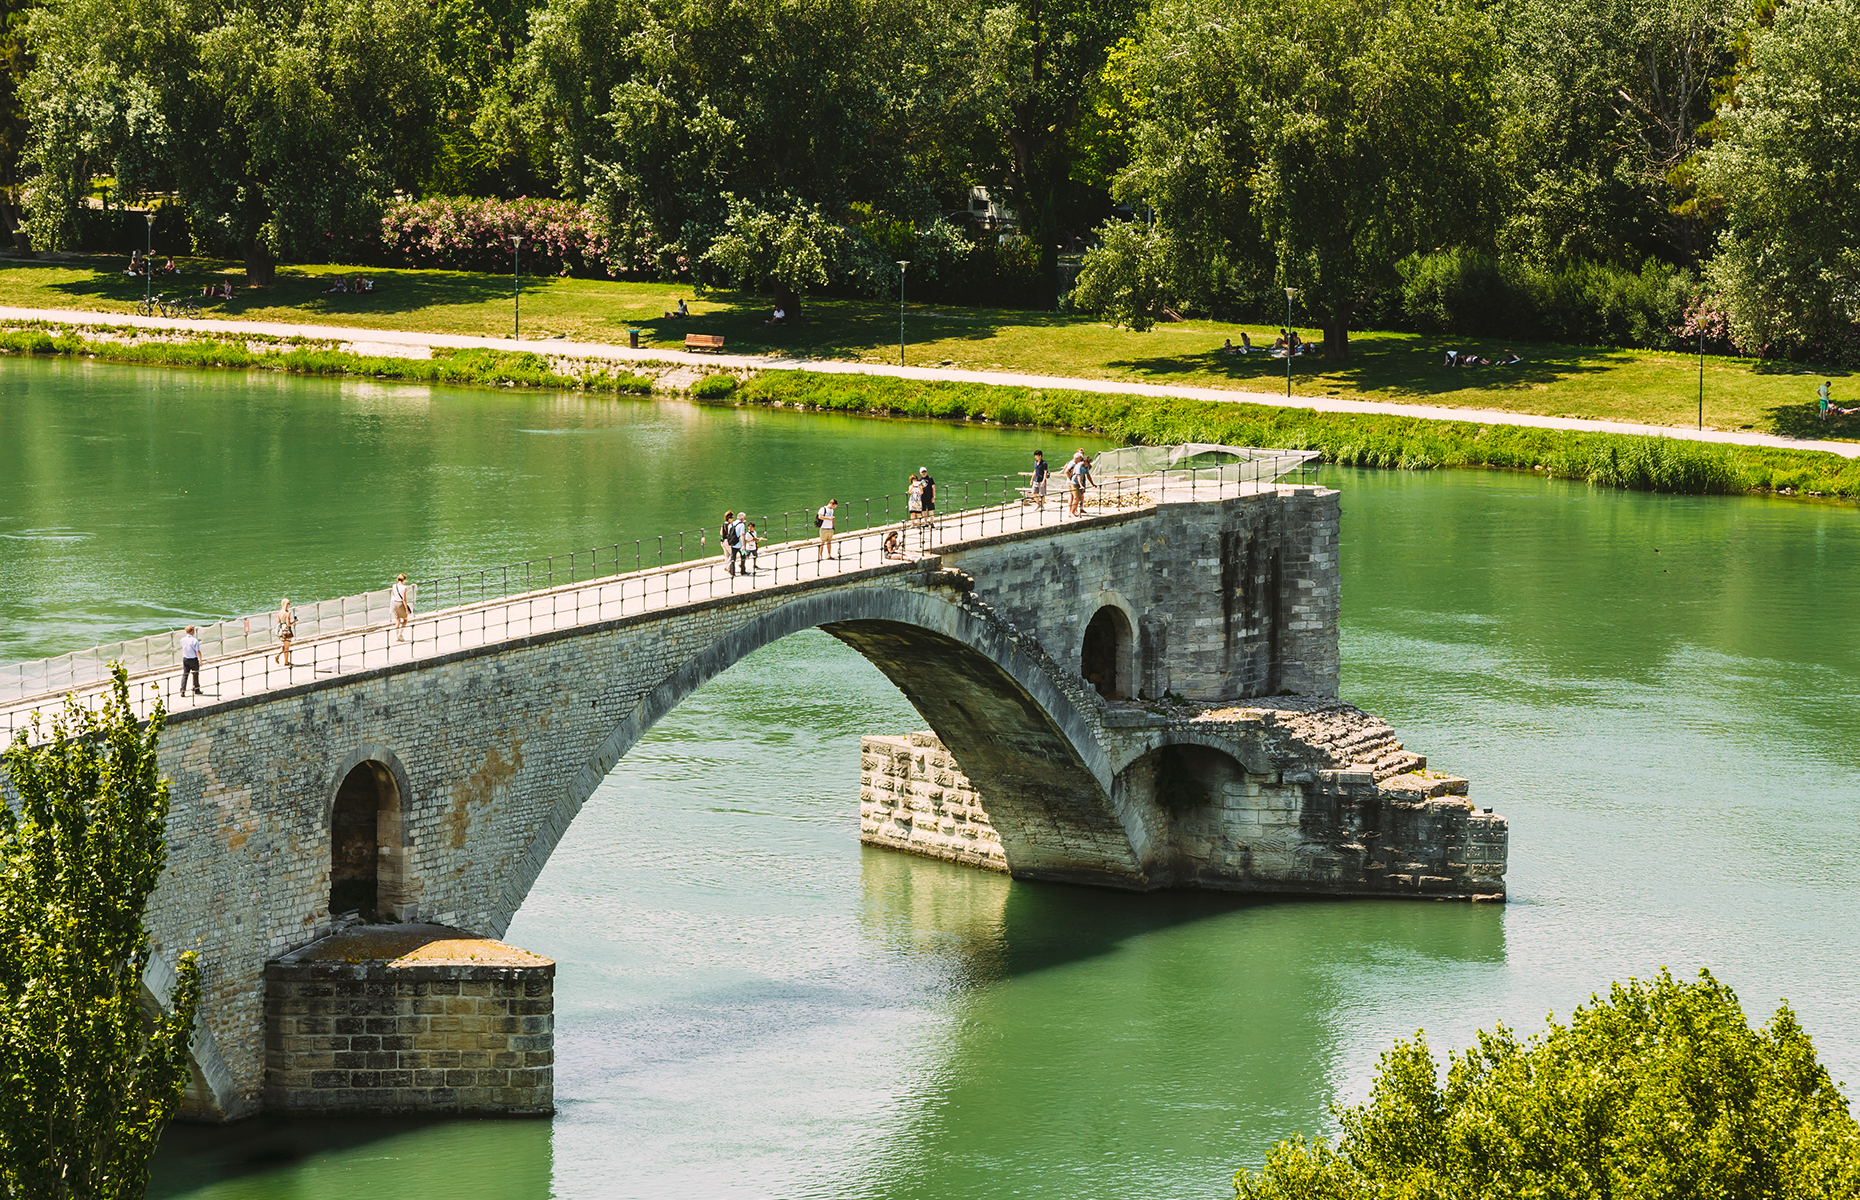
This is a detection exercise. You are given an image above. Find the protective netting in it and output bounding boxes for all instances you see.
[1089,443,1319,488]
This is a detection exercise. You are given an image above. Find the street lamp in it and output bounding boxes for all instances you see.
[1697,326,1705,431]
[512,234,523,340]
[1284,287,1298,399]
[144,211,156,312]
[897,260,909,367]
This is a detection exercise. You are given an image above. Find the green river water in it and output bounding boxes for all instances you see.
[2,357,1858,1199]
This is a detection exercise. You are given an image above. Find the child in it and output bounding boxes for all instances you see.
[740,522,759,573]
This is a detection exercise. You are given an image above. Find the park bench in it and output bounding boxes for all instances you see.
[684,334,726,351]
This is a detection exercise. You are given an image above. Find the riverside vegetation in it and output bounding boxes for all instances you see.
[1,323,1853,499]
[727,371,1860,499]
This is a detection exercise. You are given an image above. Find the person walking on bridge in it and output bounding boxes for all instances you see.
[720,510,740,575]
[391,573,414,640]
[273,598,297,665]
[816,499,838,561]
[917,467,936,524]
[179,625,202,696]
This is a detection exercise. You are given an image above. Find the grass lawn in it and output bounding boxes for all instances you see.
[3,252,1853,441]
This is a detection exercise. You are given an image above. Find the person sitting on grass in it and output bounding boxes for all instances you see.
[126,250,142,276]
[1221,338,1236,355]
[1241,331,1253,353]
[160,257,178,275]
[767,305,787,325]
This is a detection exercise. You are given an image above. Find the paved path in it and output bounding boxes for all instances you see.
[4,304,1856,459]
[0,477,1237,740]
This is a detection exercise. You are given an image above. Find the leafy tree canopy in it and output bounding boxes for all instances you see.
[1235,968,1860,1200]
[0,667,199,1200]
[1095,0,1502,356]
[1701,0,1860,363]
[21,0,443,277]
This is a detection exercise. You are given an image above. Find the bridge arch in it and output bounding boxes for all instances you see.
[488,585,1158,933]
[324,745,415,922]
[1081,601,1136,700]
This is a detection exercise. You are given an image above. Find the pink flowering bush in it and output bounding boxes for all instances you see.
[381,196,615,277]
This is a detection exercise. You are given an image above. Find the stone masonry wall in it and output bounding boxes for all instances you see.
[860,734,1007,872]
[264,925,553,1115]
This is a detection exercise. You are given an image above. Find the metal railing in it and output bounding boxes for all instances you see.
[1,453,1318,741]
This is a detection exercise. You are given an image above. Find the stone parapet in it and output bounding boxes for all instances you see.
[264,924,553,1116]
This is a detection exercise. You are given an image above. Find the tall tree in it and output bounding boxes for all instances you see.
[1701,0,1860,363]
[1492,0,1744,268]
[1097,0,1500,356]
[0,667,199,1200]
[970,0,1140,305]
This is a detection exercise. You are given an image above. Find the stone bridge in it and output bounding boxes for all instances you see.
[1,472,1506,1123]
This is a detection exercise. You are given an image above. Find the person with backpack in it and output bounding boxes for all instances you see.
[1066,450,1092,517]
[816,499,838,560]
[719,509,740,575]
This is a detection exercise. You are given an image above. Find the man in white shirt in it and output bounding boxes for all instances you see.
[179,626,202,696]
[817,499,838,561]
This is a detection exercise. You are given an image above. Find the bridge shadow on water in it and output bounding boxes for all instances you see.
[149,1111,552,1199]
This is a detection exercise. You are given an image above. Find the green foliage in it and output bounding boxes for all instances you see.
[1071,219,1174,331]
[1492,0,1743,268]
[0,666,199,1200]
[1234,969,1860,1200]
[1397,250,1696,349]
[0,326,666,392]
[690,372,737,398]
[1701,0,1860,365]
[517,0,978,270]
[703,194,843,303]
[969,0,1141,303]
[1097,0,1502,355]
[733,368,1860,497]
[20,0,443,270]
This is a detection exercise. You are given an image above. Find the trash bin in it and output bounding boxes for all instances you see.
[627,328,640,350]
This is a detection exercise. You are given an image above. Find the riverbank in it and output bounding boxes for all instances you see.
[722,371,1860,499]
[2,312,1855,500]
[3,253,1854,437]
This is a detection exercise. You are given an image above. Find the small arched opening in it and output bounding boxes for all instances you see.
[1081,605,1134,700]
[330,760,403,920]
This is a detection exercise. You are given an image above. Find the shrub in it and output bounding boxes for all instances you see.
[1235,969,1860,1200]
[382,196,614,277]
[1397,251,1695,349]
[691,372,738,398]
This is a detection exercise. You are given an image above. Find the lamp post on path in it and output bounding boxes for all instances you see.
[144,211,155,312]
[512,234,523,340]
[897,260,909,366]
[1697,327,1705,430]
[1284,287,1297,399]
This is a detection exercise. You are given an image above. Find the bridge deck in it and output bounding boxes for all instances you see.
[1,475,1287,740]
